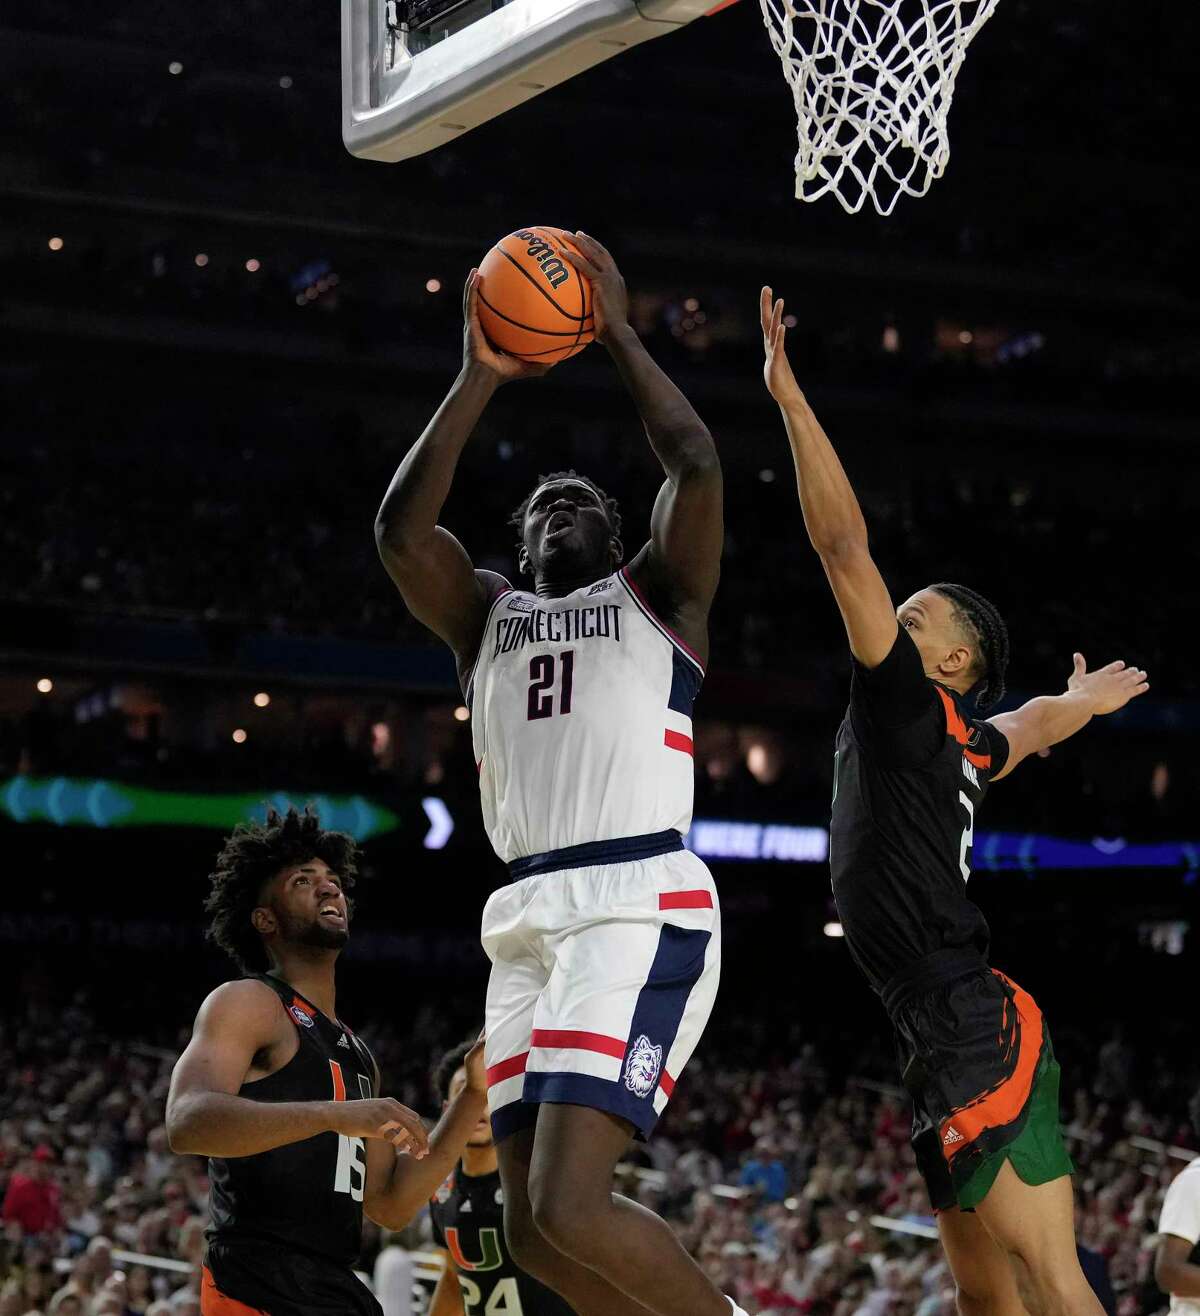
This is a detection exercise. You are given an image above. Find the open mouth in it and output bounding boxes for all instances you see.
[319,906,345,924]
[546,511,575,540]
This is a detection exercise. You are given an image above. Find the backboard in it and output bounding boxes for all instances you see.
[341,0,730,162]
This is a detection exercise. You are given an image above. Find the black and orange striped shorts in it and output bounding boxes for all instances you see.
[893,963,1074,1211]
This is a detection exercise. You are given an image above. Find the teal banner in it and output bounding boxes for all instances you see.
[0,776,400,842]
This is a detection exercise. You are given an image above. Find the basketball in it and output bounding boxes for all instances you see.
[476,226,595,365]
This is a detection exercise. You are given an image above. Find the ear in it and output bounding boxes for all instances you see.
[251,906,277,936]
[518,545,532,577]
[609,535,624,568]
[940,642,973,678]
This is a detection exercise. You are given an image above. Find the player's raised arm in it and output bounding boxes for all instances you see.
[166,980,429,1160]
[363,1038,488,1231]
[987,653,1149,781]
[760,287,897,669]
[375,271,548,666]
[563,233,722,659]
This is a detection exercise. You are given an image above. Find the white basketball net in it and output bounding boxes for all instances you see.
[759,0,1001,215]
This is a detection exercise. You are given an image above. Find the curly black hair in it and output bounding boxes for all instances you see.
[204,806,359,974]
[508,469,623,554]
[930,582,1011,711]
[432,1037,477,1103]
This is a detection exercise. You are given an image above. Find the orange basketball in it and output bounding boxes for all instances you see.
[476,226,594,365]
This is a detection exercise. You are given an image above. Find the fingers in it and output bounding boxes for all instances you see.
[770,297,784,346]
[378,1101,430,1157]
[561,246,601,281]
[760,286,772,333]
[462,268,476,320]
[573,229,612,265]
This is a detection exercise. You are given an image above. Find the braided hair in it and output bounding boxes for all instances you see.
[930,583,1010,711]
[204,806,358,973]
[509,469,623,558]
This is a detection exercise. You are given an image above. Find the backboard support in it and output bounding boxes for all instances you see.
[342,0,729,163]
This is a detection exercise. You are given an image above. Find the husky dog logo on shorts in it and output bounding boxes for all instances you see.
[624,1035,663,1098]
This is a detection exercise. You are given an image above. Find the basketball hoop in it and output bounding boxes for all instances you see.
[759,0,1001,215]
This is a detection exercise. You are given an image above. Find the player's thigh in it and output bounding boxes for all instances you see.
[973,1160,1085,1282]
[937,1207,1028,1316]
[482,884,549,1135]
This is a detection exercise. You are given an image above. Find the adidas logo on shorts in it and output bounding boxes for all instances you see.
[943,1125,964,1146]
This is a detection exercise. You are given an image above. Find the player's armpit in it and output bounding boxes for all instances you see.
[820,540,900,669]
[1155,1234,1200,1299]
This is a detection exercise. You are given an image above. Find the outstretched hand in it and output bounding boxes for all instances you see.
[1067,654,1149,715]
[462,269,550,385]
[760,286,804,407]
[560,231,630,344]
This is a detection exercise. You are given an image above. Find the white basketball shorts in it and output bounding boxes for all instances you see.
[481,829,721,1141]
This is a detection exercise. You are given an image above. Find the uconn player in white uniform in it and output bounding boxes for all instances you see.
[376,233,745,1316]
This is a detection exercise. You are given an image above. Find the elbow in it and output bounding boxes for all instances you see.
[374,508,412,560]
[1155,1258,1176,1292]
[165,1100,202,1156]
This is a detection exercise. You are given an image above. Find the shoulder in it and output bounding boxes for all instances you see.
[476,570,514,605]
[193,978,286,1036]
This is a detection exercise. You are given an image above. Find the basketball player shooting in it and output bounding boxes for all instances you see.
[166,807,490,1316]
[760,289,1148,1316]
[375,233,744,1316]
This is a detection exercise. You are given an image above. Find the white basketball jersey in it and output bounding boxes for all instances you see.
[467,567,704,863]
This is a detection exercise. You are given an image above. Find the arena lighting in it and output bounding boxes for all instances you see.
[683,297,700,312]
[0,776,399,840]
[231,729,248,744]
[245,258,261,273]
[823,921,845,938]
[168,61,183,75]
[758,469,776,483]
[47,237,64,252]
[253,692,270,708]
[426,277,442,293]
[959,329,973,345]
[36,678,53,694]
[279,75,294,89]
[453,705,470,722]
[194,253,209,268]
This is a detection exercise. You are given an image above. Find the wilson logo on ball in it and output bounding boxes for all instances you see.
[514,230,570,289]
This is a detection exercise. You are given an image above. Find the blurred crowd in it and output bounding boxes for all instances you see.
[1,996,1191,1316]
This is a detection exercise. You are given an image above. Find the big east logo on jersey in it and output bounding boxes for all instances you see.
[514,230,570,290]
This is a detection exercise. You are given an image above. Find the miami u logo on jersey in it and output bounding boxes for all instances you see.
[444,1225,503,1272]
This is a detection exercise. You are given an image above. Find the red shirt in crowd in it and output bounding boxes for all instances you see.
[2,1159,63,1235]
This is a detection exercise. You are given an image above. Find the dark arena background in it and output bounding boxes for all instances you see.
[2,1,1199,1314]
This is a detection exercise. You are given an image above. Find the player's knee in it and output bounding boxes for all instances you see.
[528,1180,600,1263]
[503,1206,551,1279]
